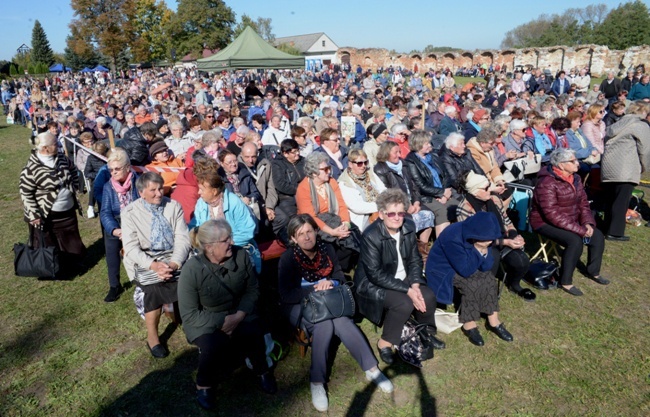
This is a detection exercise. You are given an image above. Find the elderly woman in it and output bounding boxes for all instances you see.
[403,130,458,237]
[355,189,444,365]
[186,130,217,168]
[503,119,535,157]
[581,104,606,154]
[426,212,514,346]
[146,142,184,195]
[315,128,348,180]
[165,121,193,161]
[278,214,392,412]
[337,148,387,231]
[19,132,86,276]
[296,152,360,272]
[374,141,435,260]
[601,101,650,241]
[439,132,485,189]
[530,148,608,296]
[271,139,306,243]
[363,123,390,168]
[100,148,139,303]
[179,220,276,410]
[456,171,535,301]
[291,125,315,157]
[217,149,262,214]
[527,117,555,162]
[121,172,191,357]
[565,111,599,170]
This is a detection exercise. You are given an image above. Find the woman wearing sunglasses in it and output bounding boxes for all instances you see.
[337,148,386,232]
[355,189,444,365]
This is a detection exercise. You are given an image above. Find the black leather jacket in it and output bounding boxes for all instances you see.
[354,218,425,325]
[403,152,447,202]
[373,161,422,204]
[271,153,305,199]
[116,127,149,167]
[438,147,484,189]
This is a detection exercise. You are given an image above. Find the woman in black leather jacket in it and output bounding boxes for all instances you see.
[404,130,459,237]
[438,132,484,190]
[354,189,444,366]
[373,141,434,260]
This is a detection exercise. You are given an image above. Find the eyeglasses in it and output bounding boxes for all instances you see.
[383,211,406,218]
[319,166,332,173]
[214,236,232,245]
[563,159,579,164]
[109,166,126,173]
[352,160,369,167]
[205,115,214,119]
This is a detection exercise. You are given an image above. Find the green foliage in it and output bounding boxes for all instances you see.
[10,64,18,75]
[594,0,650,49]
[234,15,275,42]
[276,43,302,56]
[423,45,459,53]
[31,20,55,66]
[64,36,107,71]
[132,0,174,62]
[170,0,236,57]
[502,2,650,49]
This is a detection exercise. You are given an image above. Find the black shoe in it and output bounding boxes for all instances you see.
[605,234,630,242]
[147,342,169,358]
[377,346,394,365]
[462,327,484,346]
[562,285,584,296]
[510,287,537,301]
[196,388,216,410]
[486,323,514,342]
[421,330,446,350]
[258,371,277,394]
[104,285,124,303]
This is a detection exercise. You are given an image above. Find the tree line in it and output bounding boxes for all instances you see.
[501,1,650,50]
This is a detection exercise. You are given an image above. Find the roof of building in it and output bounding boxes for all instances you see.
[274,33,330,52]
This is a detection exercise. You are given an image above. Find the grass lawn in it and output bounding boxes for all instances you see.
[0,117,649,417]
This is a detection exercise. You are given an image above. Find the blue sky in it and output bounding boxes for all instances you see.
[1,0,647,61]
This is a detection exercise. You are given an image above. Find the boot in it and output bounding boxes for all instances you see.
[417,241,429,265]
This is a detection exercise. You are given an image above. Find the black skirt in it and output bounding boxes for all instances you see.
[139,280,179,313]
[453,270,499,323]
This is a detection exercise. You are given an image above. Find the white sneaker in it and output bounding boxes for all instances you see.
[87,206,96,219]
[365,368,394,393]
[310,382,328,412]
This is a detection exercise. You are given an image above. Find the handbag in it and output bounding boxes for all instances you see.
[434,308,463,334]
[582,153,601,165]
[503,154,542,182]
[301,281,356,324]
[524,260,558,290]
[13,228,60,278]
[397,318,433,368]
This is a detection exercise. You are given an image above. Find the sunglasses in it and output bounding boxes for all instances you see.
[383,211,406,218]
[109,166,126,172]
[319,166,332,173]
[352,160,369,167]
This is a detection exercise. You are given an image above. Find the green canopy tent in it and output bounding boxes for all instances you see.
[196,26,304,71]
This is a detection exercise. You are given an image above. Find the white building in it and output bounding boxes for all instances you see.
[274,32,339,70]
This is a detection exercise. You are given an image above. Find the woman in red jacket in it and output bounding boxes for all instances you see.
[530,148,609,296]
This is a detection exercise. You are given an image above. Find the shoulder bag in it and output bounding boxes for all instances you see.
[13,227,60,278]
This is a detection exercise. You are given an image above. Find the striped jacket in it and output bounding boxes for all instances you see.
[19,151,79,222]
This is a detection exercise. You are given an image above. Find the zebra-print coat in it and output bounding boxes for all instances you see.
[19,151,79,222]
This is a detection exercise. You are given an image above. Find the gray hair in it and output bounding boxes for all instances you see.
[35,132,56,151]
[376,188,410,212]
[297,116,314,128]
[627,100,650,116]
[106,147,130,167]
[445,132,465,148]
[135,171,164,192]
[201,130,222,147]
[549,148,576,167]
[391,123,408,136]
[408,130,432,152]
[169,121,183,131]
[476,125,498,143]
[304,152,330,177]
[444,106,457,116]
[190,219,232,252]
[510,119,528,131]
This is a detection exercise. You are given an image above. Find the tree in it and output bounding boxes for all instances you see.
[31,20,55,66]
[233,15,275,42]
[11,50,31,71]
[132,0,174,62]
[170,0,235,57]
[69,0,137,72]
[64,35,108,71]
[594,0,650,49]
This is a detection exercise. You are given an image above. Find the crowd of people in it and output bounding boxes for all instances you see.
[10,61,650,411]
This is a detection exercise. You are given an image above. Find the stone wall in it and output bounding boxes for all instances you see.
[336,45,650,77]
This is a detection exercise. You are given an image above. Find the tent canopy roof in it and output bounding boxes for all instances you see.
[196,26,304,71]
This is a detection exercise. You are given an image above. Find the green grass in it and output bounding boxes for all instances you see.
[1,118,649,416]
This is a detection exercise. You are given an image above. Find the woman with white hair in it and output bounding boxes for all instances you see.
[19,132,86,277]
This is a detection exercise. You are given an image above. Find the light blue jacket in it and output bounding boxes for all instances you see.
[189,188,257,246]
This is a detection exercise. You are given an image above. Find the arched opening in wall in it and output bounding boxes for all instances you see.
[411,54,422,72]
[547,48,565,72]
[500,50,515,72]
[459,52,473,68]
[339,52,350,65]
[426,54,438,69]
[521,49,538,68]
[480,51,494,66]
[575,47,594,72]
[442,53,455,69]
[364,56,374,68]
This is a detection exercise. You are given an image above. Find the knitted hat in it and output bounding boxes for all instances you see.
[472,109,488,123]
[149,141,169,158]
[465,171,490,195]
[370,123,387,139]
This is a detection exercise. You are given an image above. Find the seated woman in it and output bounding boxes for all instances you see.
[337,148,386,232]
[271,139,306,243]
[530,148,608,296]
[581,103,606,154]
[426,212,514,346]
[217,149,262,219]
[456,171,535,301]
[100,148,139,303]
[373,141,435,261]
[355,189,444,366]
[296,152,360,272]
[146,141,184,195]
[278,214,392,412]
[565,111,599,172]
[190,161,261,272]
[527,117,554,163]
[178,219,277,411]
[404,130,459,237]
[121,172,191,358]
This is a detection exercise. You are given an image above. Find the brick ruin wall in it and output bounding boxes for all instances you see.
[336,45,650,77]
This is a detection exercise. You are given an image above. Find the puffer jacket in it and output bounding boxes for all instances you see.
[271,153,305,200]
[529,165,595,236]
[601,114,650,184]
[438,146,484,189]
[115,127,149,166]
[425,212,501,305]
[403,152,447,202]
[170,168,199,224]
[355,218,424,325]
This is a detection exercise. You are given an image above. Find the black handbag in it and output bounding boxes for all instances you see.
[524,260,558,290]
[397,318,433,368]
[301,281,356,324]
[13,228,60,278]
